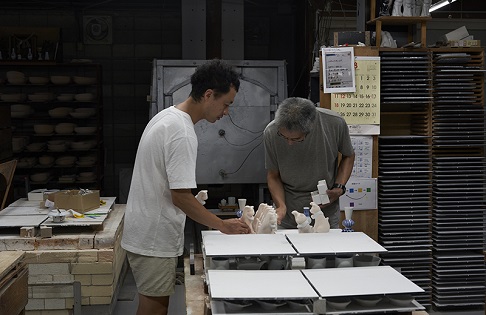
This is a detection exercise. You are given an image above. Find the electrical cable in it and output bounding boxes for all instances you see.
[227,113,265,134]
[224,140,263,176]
[222,133,262,147]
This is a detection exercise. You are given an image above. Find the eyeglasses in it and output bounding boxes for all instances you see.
[277,130,306,143]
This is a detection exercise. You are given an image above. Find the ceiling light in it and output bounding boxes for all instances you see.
[429,0,458,12]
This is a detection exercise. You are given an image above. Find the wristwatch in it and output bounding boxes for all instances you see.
[332,183,346,195]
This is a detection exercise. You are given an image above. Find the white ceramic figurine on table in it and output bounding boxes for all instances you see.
[241,205,256,234]
[252,203,278,234]
[310,202,330,233]
[292,210,313,233]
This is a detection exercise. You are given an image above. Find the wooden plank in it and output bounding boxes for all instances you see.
[0,160,17,210]
[0,251,24,280]
[0,267,28,315]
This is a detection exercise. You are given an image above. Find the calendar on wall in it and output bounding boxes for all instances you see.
[331,56,380,125]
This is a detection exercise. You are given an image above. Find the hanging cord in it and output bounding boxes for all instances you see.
[223,140,263,176]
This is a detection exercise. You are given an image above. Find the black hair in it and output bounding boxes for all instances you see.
[190,59,240,101]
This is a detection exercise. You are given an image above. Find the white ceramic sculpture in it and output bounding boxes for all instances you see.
[292,210,313,233]
[241,205,256,234]
[310,202,330,233]
[252,203,278,234]
[414,0,423,16]
[403,0,414,16]
[421,0,431,16]
[392,0,403,16]
[195,190,208,205]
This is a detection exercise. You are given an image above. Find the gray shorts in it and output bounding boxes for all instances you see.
[126,251,178,297]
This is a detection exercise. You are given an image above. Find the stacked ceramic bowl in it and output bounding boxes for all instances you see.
[70,140,95,150]
[70,107,96,118]
[17,157,36,168]
[25,142,45,152]
[55,155,77,166]
[77,171,96,182]
[50,75,71,85]
[28,92,54,102]
[48,107,73,118]
[30,172,51,183]
[57,93,75,102]
[47,140,67,152]
[74,93,95,102]
[34,124,55,135]
[77,155,97,166]
[74,126,97,135]
[55,123,77,134]
[10,104,33,118]
[6,71,27,84]
[29,76,49,85]
[1,93,26,102]
[38,155,55,166]
[73,76,97,85]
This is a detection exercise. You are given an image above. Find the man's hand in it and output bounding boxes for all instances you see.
[325,188,343,205]
[275,206,287,225]
[220,218,251,234]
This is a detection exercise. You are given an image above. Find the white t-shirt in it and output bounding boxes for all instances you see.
[121,106,197,257]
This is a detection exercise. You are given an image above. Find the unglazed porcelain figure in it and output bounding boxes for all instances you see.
[252,203,278,234]
[241,205,256,234]
[392,0,403,16]
[414,0,423,16]
[310,202,330,233]
[195,190,208,205]
[403,0,414,16]
[421,0,431,16]
[292,210,313,233]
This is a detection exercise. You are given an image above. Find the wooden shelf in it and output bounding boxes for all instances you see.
[367,16,431,48]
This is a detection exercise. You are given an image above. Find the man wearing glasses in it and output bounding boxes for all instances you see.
[263,97,355,229]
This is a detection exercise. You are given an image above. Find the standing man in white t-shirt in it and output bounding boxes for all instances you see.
[122,59,251,315]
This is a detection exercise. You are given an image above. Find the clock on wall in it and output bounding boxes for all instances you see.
[83,15,112,45]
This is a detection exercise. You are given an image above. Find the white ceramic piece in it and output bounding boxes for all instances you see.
[421,0,431,16]
[310,202,330,233]
[252,203,277,234]
[237,198,246,211]
[306,255,326,269]
[240,205,255,234]
[335,254,354,268]
[210,257,230,270]
[344,206,353,221]
[292,210,313,233]
[403,0,414,16]
[392,0,403,16]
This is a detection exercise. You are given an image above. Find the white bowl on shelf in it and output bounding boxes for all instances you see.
[48,107,73,118]
[30,172,50,182]
[6,71,25,79]
[26,142,45,152]
[57,94,75,102]
[222,300,253,312]
[29,76,49,85]
[38,155,55,166]
[255,300,286,311]
[353,255,381,267]
[73,76,97,85]
[387,294,413,307]
[74,126,97,135]
[34,124,54,135]
[354,295,382,307]
[55,123,77,134]
[50,75,71,85]
[8,77,27,85]
[55,156,77,166]
[326,297,351,310]
[28,93,52,102]
[70,141,94,150]
[74,93,95,102]
[1,93,26,102]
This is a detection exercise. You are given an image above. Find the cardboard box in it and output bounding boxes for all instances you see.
[52,190,100,213]
[442,26,469,42]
